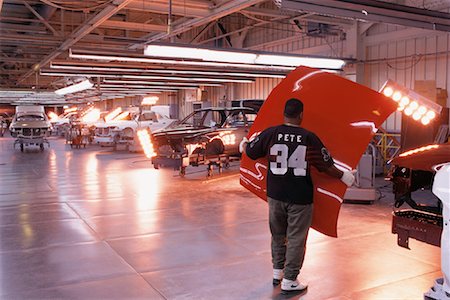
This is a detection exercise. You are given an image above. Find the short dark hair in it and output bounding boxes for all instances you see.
[284,98,304,118]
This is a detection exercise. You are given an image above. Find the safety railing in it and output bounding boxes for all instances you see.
[372,128,401,174]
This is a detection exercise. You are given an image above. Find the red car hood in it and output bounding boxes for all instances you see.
[240,66,398,237]
[391,142,450,172]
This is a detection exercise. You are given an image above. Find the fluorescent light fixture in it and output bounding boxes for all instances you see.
[50,63,286,79]
[379,79,442,126]
[69,49,295,71]
[42,71,253,83]
[121,75,253,83]
[100,88,177,92]
[100,84,198,90]
[103,80,222,87]
[144,44,346,69]
[55,79,93,95]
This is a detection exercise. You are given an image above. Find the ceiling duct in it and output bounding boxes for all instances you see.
[278,0,450,32]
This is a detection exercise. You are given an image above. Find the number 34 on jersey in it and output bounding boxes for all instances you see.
[270,144,307,177]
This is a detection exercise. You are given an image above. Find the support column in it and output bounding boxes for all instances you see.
[344,21,368,84]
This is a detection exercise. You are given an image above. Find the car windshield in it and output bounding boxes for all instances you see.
[16,114,45,121]
[223,110,257,127]
[139,111,158,122]
[175,110,226,128]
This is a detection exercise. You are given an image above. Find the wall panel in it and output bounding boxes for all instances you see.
[365,27,450,133]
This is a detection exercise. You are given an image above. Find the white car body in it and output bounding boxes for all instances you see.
[94,110,175,145]
[9,106,52,150]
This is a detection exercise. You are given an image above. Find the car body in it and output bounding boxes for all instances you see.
[52,111,80,136]
[94,109,175,146]
[9,105,52,151]
[0,117,7,137]
[151,107,257,168]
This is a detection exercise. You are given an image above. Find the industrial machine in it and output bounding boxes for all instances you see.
[388,143,450,300]
[343,144,378,203]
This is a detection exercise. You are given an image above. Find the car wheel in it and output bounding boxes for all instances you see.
[122,127,134,139]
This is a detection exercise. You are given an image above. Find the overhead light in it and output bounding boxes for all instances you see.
[100,84,197,90]
[104,107,122,122]
[81,108,101,123]
[54,79,93,95]
[69,49,296,71]
[379,80,442,126]
[41,71,253,83]
[50,63,286,79]
[121,75,253,83]
[144,44,346,70]
[99,88,177,92]
[142,96,159,105]
[103,80,222,87]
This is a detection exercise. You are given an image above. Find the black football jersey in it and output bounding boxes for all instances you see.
[245,124,334,204]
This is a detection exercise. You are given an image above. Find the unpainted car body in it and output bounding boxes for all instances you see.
[94,109,175,146]
[9,105,52,151]
[151,107,257,169]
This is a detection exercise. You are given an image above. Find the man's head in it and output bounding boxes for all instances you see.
[284,98,304,125]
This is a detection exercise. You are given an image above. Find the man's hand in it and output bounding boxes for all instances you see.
[340,169,356,187]
[239,137,249,153]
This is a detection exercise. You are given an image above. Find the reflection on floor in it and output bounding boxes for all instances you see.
[0,137,441,299]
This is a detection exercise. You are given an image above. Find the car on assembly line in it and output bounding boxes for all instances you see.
[9,105,52,151]
[94,107,176,147]
[150,106,258,171]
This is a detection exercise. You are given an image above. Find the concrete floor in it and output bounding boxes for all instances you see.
[0,137,442,300]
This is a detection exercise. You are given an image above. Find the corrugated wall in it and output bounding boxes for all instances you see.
[365,24,450,132]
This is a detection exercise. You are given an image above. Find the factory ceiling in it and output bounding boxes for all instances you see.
[0,0,449,104]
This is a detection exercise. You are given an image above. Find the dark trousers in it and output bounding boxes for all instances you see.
[268,197,313,281]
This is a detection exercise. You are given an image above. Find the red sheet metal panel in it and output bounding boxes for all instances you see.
[240,66,398,237]
[392,143,450,172]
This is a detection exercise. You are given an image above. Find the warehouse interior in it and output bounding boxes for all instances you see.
[0,1,449,299]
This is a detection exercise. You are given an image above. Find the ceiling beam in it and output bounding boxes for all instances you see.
[131,0,266,48]
[198,15,290,45]
[22,0,60,36]
[0,23,48,34]
[18,0,134,83]
[125,0,209,17]
[101,20,166,32]
[281,0,450,32]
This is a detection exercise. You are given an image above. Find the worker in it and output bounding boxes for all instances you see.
[239,98,355,293]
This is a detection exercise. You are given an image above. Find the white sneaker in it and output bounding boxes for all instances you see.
[273,269,283,286]
[281,278,308,292]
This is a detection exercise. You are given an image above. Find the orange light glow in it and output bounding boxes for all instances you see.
[105,107,122,122]
[399,144,439,157]
[113,111,130,121]
[221,134,236,145]
[383,87,394,97]
[82,108,101,123]
[137,129,156,158]
[141,96,159,105]
[397,105,405,112]
[48,111,59,122]
[64,107,78,113]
